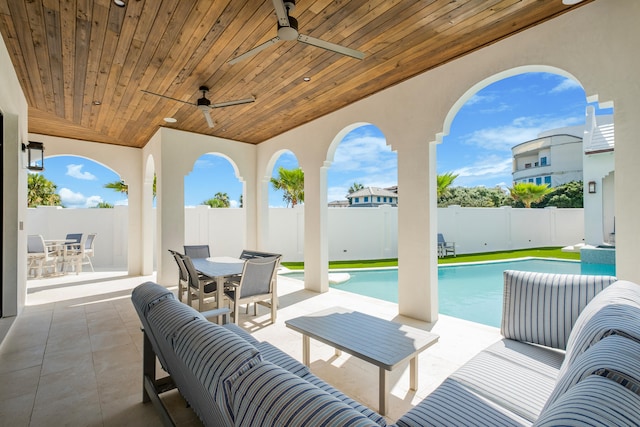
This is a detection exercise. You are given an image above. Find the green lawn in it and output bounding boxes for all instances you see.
[280,247,580,270]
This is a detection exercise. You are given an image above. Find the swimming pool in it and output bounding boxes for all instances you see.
[284,259,616,328]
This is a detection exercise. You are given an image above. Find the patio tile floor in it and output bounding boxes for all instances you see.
[0,271,501,426]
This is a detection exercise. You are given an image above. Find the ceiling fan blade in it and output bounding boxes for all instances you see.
[199,106,215,128]
[297,34,365,60]
[211,97,256,109]
[272,0,290,27]
[140,89,193,105]
[228,37,280,64]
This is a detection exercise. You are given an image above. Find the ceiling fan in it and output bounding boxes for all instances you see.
[141,86,255,128]
[228,0,365,65]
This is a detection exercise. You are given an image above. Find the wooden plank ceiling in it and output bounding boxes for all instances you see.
[0,0,589,148]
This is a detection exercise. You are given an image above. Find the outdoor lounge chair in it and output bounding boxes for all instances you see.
[183,244,210,259]
[438,233,456,257]
[224,255,281,324]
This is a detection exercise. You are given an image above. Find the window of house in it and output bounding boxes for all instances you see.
[536,177,542,185]
[529,178,534,183]
[525,163,532,168]
[534,162,539,167]
[544,176,551,185]
[364,197,369,202]
[377,197,381,202]
[540,156,548,166]
[355,197,359,203]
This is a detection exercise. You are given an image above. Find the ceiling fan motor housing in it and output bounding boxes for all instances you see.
[278,16,298,40]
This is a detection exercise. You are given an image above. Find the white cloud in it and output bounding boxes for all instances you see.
[463,115,584,151]
[452,156,513,179]
[66,164,97,180]
[59,188,104,208]
[332,132,394,172]
[114,199,128,206]
[464,93,497,107]
[230,200,239,208]
[550,78,581,93]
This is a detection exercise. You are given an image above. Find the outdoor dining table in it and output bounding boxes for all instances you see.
[191,256,245,321]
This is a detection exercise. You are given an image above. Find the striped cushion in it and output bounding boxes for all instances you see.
[173,320,262,425]
[255,341,310,377]
[544,335,640,412]
[302,372,387,426]
[147,298,206,342]
[131,281,174,317]
[394,378,530,427]
[533,376,640,427]
[222,322,261,346]
[450,340,561,422]
[561,280,640,375]
[501,270,616,350]
[229,361,380,427]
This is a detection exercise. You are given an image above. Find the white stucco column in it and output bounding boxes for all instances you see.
[300,159,329,293]
[396,137,438,322]
[154,137,186,286]
[612,95,640,282]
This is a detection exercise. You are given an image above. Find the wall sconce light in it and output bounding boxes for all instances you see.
[22,141,45,171]
[588,181,596,194]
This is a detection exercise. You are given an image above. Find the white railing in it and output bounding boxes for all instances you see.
[27,205,584,268]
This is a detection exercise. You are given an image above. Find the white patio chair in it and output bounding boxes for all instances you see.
[27,234,59,278]
[80,233,97,272]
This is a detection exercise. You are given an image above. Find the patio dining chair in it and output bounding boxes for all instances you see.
[438,233,456,258]
[27,234,59,278]
[183,244,210,259]
[181,254,218,311]
[224,255,281,324]
[80,233,97,272]
[168,249,189,302]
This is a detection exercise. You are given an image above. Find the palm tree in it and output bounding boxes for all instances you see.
[509,182,554,208]
[270,167,304,207]
[27,174,61,207]
[203,192,230,208]
[104,174,157,198]
[348,182,364,194]
[94,201,114,208]
[104,180,128,195]
[437,172,458,199]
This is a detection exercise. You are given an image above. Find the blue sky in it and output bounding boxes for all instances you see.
[36,72,612,208]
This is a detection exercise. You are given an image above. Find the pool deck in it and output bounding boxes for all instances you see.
[1,271,502,425]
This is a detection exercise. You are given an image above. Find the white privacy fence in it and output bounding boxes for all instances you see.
[27,205,584,269]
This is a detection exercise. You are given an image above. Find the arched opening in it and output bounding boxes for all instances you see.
[326,123,397,262]
[434,69,615,326]
[26,154,129,273]
[183,153,245,257]
[264,150,303,261]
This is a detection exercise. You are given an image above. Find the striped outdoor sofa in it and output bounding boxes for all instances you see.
[132,271,640,426]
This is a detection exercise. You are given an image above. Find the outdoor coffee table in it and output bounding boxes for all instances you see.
[285,307,439,416]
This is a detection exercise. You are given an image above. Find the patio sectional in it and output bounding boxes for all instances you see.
[131,269,640,426]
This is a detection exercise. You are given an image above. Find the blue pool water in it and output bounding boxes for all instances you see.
[284,259,616,328]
